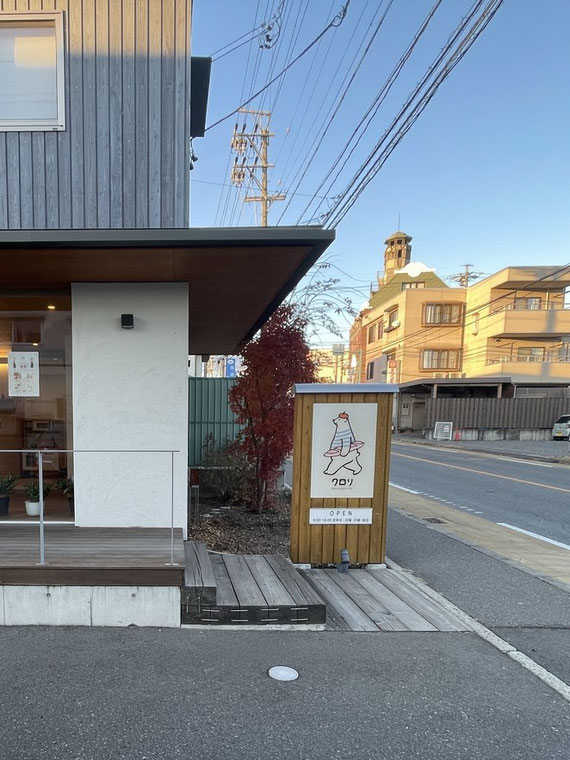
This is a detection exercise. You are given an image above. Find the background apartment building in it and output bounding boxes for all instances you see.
[349,232,570,388]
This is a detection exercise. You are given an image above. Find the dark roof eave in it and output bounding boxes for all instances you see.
[0,226,335,250]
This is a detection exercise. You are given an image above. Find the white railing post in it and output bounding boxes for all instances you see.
[168,450,176,565]
[38,450,46,565]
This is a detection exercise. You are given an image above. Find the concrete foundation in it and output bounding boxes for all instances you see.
[0,585,181,627]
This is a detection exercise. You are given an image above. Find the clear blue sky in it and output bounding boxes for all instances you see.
[191,0,570,344]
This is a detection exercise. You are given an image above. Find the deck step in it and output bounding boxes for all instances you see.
[182,552,326,626]
[182,541,217,609]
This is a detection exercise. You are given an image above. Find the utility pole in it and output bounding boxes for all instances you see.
[230,109,285,226]
[449,264,485,288]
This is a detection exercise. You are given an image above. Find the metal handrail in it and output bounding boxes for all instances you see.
[0,447,181,566]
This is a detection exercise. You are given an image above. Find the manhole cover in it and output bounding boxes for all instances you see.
[423,517,445,524]
[268,666,299,682]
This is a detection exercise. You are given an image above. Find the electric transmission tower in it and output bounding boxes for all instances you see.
[230,109,285,226]
[449,263,485,288]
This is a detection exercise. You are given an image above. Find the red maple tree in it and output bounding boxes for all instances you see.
[229,304,318,511]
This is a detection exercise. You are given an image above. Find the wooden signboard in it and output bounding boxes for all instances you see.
[290,383,396,566]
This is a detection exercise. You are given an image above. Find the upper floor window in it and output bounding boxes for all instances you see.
[0,13,65,131]
[514,297,542,311]
[401,282,425,290]
[421,349,460,370]
[367,324,376,343]
[366,361,374,380]
[423,303,463,325]
[386,308,399,330]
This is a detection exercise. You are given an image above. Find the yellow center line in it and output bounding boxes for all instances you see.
[392,452,570,495]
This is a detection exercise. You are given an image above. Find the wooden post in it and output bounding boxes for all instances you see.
[290,383,396,566]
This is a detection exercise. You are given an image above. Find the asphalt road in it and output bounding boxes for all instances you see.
[1,627,568,760]
[389,443,570,547]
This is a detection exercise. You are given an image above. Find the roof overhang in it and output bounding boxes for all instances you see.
[0,226,335,354]
[398,376,512,392]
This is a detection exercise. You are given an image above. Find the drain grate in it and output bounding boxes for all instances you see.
[423,517,445,524]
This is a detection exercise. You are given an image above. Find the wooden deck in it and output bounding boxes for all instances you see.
[0,525,185,586]
[182,544,326,625]
[301,568,470,632]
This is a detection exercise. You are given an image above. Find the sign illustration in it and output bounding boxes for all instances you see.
[323,412,364,475]
[310,403,377,499]
[8,351,40,397]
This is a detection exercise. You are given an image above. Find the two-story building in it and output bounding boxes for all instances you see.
[0,2,333,625]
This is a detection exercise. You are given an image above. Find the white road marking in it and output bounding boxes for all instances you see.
[497,523,570,551]
[386,557,570,703]
[389,482,420,494]
[498,457,552,468]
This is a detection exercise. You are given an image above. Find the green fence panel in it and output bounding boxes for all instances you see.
[188,377,242,466]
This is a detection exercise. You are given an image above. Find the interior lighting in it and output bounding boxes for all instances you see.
[47,305,56,310]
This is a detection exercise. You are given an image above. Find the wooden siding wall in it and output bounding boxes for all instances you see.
[290,393,392,566]
[426,397,570,430]
[0,0,191,229]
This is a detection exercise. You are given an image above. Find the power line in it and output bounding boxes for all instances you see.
[205,1,352,132]
[297,0,445,224]
[325,0,505,228]
[276,0,396,224]
[449,264,486,288]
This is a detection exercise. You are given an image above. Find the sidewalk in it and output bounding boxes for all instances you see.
[393,432,570,463]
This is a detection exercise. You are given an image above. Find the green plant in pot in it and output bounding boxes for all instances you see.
[56,477,74,516]
[24,481,52,517]
[0,474,17,516]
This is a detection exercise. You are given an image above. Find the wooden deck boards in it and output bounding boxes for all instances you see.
[301,569,471,633]
[181,542,471,632]
[182,544,326,625]
[0,526,185,586]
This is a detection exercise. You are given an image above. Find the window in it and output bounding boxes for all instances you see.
[423,303,463,325]
[401,282,425,290]
[421,349,459,370]
[367,324,376,343]
[513,297,542,310]
[377,320,383,339]
[366,361,374,380]
[517,347,545,362]
[386,309,399,329]
[559,344,570,362]
[0,13,65,131]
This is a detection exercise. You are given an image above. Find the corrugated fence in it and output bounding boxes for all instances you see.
[188,378,242,466]
[426,397,569,430]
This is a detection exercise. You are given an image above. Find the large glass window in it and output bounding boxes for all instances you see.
[0,13,65,131]
[423,303,463,324]
[421,349,459,370]
[0,296,72,521]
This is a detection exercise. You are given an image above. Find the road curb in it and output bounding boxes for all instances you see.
[385,556,570,703]
[393,438,570,465]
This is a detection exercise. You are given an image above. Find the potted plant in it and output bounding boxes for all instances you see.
[0,474,17,516]
[56,477,74,516]
[24,481,52,517]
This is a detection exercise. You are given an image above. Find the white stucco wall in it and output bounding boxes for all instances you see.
[72,283,188,531]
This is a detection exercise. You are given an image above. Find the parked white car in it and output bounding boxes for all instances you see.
[552,414,570,440]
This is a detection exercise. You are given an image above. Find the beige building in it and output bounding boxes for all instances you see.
[349,232,570,386]
[311,347,351,383]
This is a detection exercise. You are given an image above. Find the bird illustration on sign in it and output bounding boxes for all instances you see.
[323,412,365,476]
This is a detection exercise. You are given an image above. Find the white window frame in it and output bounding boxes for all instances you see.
[0,12,66,132]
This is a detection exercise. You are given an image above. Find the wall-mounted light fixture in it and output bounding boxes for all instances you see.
[121,314,134,329]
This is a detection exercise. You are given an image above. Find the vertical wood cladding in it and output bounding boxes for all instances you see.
[0,0,191,228]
